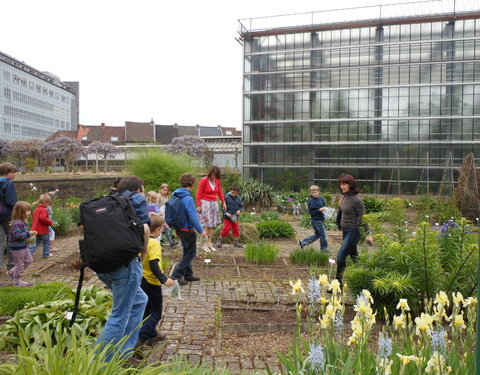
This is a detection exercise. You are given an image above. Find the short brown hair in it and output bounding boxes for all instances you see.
[180,173,195,188]
[148,212,164,231]
[0,163,17,176]
[207,166,221,179]
[11,201,32,221]
[118,176,144,193]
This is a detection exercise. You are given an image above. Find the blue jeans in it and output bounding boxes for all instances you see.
[337,227,360,263]
[300,219,328,251]
[138,277,163,343]
[172,230,196,279]
[96,257,148,361]
[29,233,50,257]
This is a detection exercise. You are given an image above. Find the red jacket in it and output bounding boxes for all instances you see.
[31,205,53,235]
[196,177,225,206]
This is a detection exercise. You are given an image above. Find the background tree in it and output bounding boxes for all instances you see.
[42,136,84,172]
[88,142,121,173]
[0,140,11,162]
[9,139,43,170]
[164,136,208,159]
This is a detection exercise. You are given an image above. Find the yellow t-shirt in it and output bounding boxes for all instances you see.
[142,238,164,286]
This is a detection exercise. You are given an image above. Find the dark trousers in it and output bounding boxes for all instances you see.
[138,277,163,343]
[172,230,196,279]
[337,227,360,263]
[300,218,328,251]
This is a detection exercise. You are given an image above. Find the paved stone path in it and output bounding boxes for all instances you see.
[0,228,343,374]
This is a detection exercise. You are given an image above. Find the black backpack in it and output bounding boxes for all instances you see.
[164,193,188,229]
[69,192,144,326]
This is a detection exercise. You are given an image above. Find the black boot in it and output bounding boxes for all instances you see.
[335,260,347,289]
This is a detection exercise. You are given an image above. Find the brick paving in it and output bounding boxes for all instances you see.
[0,227,343,374]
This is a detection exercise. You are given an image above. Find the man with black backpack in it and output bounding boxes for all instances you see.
[94,176,150,361]
[168,174,206,285]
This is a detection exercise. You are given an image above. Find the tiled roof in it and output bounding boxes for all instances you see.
[155,124,178,144]
[176,125,198,137]
[78,124,125,144]
[125,121,154,143]
[45,130,78,142]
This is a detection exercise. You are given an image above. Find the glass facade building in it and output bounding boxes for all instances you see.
[240,3,480,194]
[0,51,78,141]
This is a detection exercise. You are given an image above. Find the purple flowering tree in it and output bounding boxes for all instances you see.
[164,136,211,166]
[0,140,11,162]
[43,136,84,172]
[88,142,121,173]
[9,139,44,170]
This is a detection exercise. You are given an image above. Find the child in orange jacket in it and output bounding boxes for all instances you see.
[29,194,53,258]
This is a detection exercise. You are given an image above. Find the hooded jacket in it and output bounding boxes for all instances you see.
[0,177,17,223]
[172,188,203,233]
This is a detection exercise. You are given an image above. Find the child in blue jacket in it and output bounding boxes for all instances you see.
[298,185,329,253]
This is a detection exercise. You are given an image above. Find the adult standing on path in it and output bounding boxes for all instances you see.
[196,166,226,252]
[0,163,18,272]
[335,174,373,288]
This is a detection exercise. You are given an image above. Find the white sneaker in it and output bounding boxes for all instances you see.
[209,244,217,252]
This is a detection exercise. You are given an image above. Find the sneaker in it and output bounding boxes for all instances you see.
[215,239,222,249]
[43,254,53,258]
[144,333,167,346]
[208,244,217,252]
[184,276,200,282]
[15,280,32,287]
[233,240,243,248]
[298,240,304,249]
[173,277,188,286]
[203,245,211,253]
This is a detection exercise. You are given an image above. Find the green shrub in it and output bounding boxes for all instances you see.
[323,218,338,231]
[238,212,261,223]
[289,248,329,267]
[24,157,36,172]
[257,220,295,238]
[300,213,312,228]
[52,207,74,235]
[244,242,280,264]
[260,211,279,221]
[221,169,241,191]
[129,149,194,191]
[362,196,386,213]
[0,282,68,316]
[212,222,260,244]
[240,178,275,212]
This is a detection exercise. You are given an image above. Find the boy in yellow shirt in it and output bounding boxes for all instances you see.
[137,214,174,346]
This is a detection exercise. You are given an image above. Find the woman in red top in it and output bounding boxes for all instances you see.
[196,166,226,252]
[29,194,53,258]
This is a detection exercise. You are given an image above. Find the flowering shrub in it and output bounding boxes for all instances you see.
[274,277,476,374]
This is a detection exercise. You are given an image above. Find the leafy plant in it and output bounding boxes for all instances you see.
[300,213,313,229]
[257,220,295,238]
[221,169,241,191]
[362,196,386,213]
[244,242,280,264]
[289,248,329,267]
[260,211,279,221]
[52,207,74,235]
[0,282,68,316]
[240,178,275,212]
[238,212,261,223]
[129,149,194,192]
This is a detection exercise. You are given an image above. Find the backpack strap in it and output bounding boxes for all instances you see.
[69,261,85,327]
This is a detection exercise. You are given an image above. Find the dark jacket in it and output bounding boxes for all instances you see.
[224,193,244,216]
[0,177,17,223]
[122,190,150,225]
[308,195,326,221]
[8,219,30,250]
[172,188,203,233]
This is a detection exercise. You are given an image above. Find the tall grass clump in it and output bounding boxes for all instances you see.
[240,178,275,212]
[289,248,329,267]
[257,220,295,238]
[129,149,195,191]
[244,243,280,264]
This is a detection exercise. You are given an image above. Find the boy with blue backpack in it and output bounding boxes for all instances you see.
[166,174,206,286]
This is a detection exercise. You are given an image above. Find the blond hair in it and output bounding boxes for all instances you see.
[148,212,164,231]
[310,185,320,193]
[11,201,32,221]
[35,194,52,206]
[146,191,158,204]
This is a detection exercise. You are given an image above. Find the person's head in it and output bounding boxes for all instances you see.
[112,177,122,190]
[338,174,358,194]
[310,185,320,198]
[36,194,52,207]
[159,183,170,197]
[230,184,240,198]
[207,166,221,180]
[117,176,145,194]
[180,173,195,188]
[148,213,164,236]
[0,163,17,179]
[12,201,32,221]
[146,191,158,204]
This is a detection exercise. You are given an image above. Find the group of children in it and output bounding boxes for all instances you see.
[7,191,59,286]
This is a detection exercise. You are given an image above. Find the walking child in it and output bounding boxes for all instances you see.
[137,214,174,347]
[46,189,59,252]
[157,183,178,247]
[216,184,244,248]
[298,185,329,253]
[7,201,37,286]
[29,194,53,258]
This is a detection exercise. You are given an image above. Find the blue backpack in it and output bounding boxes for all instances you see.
[164,193,188,229]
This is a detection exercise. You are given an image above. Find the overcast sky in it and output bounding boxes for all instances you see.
[2,0,425,129]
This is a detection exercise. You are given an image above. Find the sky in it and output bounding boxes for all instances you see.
[2,0,410,129]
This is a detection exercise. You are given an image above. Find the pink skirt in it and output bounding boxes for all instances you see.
[199,200,221,228]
